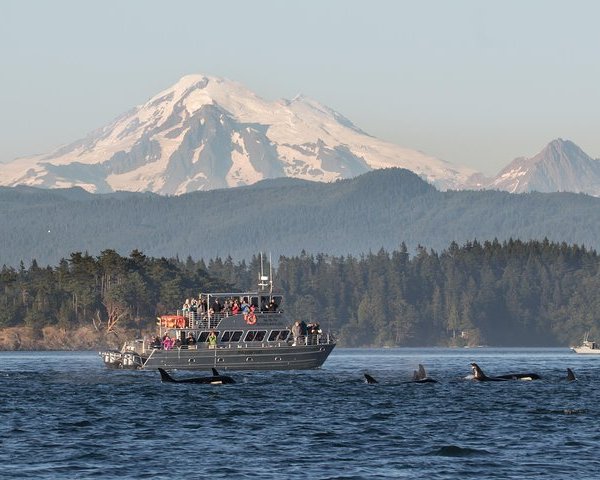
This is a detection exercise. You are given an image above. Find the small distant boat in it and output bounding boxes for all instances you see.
[571,333,600,355]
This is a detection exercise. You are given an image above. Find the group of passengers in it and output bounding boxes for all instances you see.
[150,329,223,350]
[151,318,320,350]
[291,320,322,345]
[151,332,199,350]
[181,296,279,319]
[181,298,206,315]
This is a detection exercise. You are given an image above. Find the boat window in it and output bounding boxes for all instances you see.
[268,330,280,341]
[231,331,243,342]
[244,330,267,342]
[267,330,290,341]
[198,331,210,343]
[255,330,266,341]
[221,331,243,342]
[278,331,290,341]
[221,331,232,342]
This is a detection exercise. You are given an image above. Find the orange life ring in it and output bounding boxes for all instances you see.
[245,312,257,325]
[176,316,186,328]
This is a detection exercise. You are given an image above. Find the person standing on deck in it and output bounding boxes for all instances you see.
[240,298,250,314]
[207,330,218,349]
[292,321,301,345]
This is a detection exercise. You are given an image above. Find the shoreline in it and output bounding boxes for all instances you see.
[0,325,142,352]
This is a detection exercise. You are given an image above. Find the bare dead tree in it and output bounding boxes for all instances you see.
[92,310,102,332]
[102,298,130,334]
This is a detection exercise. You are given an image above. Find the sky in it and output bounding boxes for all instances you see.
[1,0,600,176]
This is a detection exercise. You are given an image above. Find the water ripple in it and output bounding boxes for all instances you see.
[430,445,492,457]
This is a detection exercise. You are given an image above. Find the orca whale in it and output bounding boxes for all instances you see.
[363,365,438,385]
[158,367,235,384]
[408,364,438,383]
[566,368,577,382]
[470,363,541,381]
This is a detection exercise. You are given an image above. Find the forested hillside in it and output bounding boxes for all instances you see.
[1,240,598,349]
[2,169,600,267]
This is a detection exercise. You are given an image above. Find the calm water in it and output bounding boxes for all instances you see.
[1,348,599,479]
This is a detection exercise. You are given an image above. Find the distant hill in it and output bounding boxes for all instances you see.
[1,168,600,267]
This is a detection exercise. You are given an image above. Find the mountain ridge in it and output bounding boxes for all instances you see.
[2,75,599,196]
[2,168,600,268]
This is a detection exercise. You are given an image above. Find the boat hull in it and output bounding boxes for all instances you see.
[101,343,335,371]
[572,346,600,354]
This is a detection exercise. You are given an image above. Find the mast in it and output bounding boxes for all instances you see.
[258,252,273,295]
[269,252,273,294]
[258,252,269,291]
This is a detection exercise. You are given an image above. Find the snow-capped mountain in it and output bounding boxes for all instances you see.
[488,139,600,196]
[1,74,476,194]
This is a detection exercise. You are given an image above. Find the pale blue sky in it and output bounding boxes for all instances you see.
[1,0,599,175]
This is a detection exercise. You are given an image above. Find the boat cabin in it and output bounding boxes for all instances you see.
[122,290,327,356]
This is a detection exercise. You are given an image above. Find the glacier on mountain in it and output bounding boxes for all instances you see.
[1,74,476,195]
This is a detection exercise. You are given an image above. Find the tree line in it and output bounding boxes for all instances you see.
[1,239,599,347]
[3,169,600,269]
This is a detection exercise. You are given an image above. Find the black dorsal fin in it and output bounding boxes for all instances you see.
[566,368,577,382]
[158,368,176,383]
[418,364,427,380]
[212,367,220,376]
[470,362,486,380]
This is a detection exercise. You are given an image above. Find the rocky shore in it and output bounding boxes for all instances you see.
[0,326,146,351]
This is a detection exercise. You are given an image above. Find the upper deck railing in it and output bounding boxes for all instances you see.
[176,309,283,330]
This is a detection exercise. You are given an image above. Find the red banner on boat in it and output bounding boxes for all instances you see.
[159,315,186,328]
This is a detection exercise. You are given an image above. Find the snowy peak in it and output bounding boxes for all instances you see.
[4,73,600,197]
[537,138,589,166]
[488,138,600,196]
[1,74,475,195]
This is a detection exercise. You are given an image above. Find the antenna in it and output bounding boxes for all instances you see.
[258,252,269,289]
[269,252,273,293]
